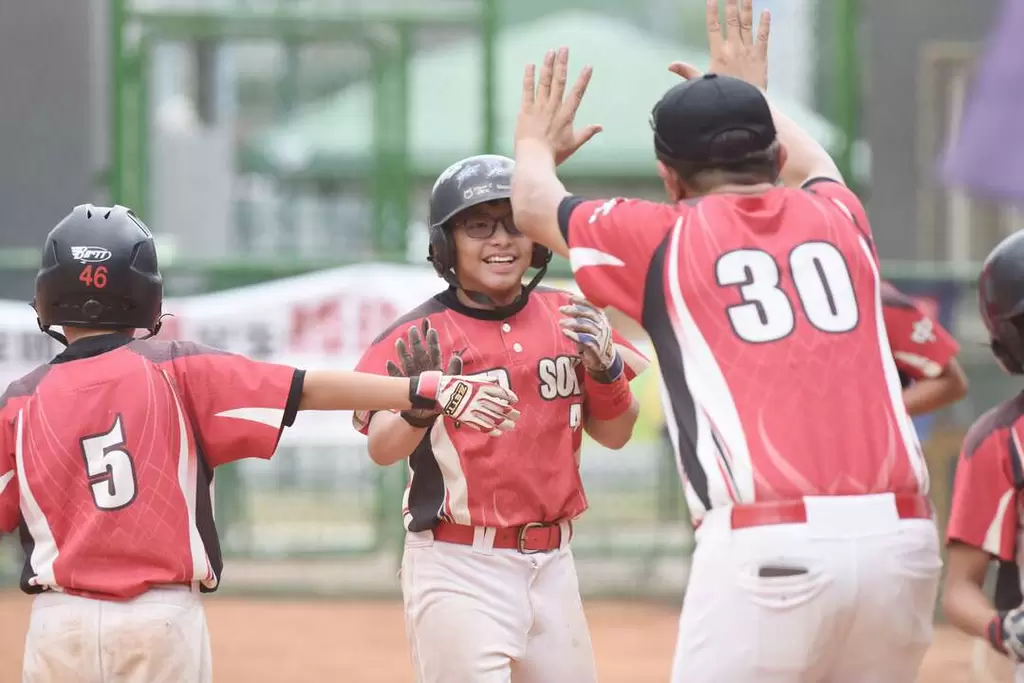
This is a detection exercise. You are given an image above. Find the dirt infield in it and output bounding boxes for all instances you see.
[0,591,1007,682]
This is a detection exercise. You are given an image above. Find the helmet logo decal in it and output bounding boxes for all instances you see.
[71,246,113,264]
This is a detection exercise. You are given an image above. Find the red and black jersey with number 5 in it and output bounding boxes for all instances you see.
[353,286,648,531]
[558,179,926,526]
[0,333,304,600]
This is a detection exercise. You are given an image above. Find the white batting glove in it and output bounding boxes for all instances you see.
[558,296,623,382]
[410,371,520,437]
[989,607,1024,659]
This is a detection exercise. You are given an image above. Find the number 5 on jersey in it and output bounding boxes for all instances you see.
[717,242,859,343]
[80,416,138,511]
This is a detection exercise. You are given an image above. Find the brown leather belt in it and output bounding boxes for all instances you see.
[730,493,933,530]
[432,521,570,554]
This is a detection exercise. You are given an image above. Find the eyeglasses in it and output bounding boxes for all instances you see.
[454,212,522,240]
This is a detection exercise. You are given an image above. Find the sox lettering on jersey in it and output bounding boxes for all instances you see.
[538,356,583,400]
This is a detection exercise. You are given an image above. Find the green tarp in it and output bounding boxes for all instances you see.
[244,10,841,179]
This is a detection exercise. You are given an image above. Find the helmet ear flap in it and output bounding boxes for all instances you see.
[993,319,1024,374]
[428,225,458,284]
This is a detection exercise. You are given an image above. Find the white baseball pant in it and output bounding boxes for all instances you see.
[401,523,597,683]
[21,584,211,683]
[672,493,942,683]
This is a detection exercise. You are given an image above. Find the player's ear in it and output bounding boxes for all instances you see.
[656,160,683,202]
[775,143,789,181]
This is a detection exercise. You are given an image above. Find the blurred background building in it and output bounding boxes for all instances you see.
[0,0,1015,599]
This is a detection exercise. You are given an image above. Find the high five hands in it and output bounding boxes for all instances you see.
[669,0,771,88]
[515,47,603,166]
[514,0,772,163]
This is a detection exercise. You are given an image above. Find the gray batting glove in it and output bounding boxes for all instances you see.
[558,296,623,382]
[386,319,463,427]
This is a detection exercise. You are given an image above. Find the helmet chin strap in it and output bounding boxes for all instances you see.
[448,264,549,317]
[36,313,170,347]
[38,321,69,346]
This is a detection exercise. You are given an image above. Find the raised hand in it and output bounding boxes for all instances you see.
[516,47,603,166]
[410,371,521,437]
[559,296,624,383]
[386,319,464,427]
[668,0,771,89]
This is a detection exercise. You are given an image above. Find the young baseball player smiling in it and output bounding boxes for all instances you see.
[352,154,648,683]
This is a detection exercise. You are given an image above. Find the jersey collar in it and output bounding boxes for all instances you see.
[438,286,531,321]
[51,333,135,365]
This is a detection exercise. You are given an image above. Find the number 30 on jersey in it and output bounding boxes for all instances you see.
[717,241,859,343]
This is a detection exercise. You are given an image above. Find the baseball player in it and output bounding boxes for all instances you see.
[507,1,941,681]
[881,280,967,416]
[943,230,1024,681]
[0,204,519,683]
[352,154,648,683]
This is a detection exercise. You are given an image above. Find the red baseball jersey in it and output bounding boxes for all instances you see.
[353,286,648,530]
[880,280,960,387]
[947,396,1024,610]
[559,178,925,524]
[0,333,303,600]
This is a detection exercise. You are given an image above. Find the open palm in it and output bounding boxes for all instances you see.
[515,47,603,166]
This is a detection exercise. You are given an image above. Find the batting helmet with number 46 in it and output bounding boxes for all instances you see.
[33,204,164,345]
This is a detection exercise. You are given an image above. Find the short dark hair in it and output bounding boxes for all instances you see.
[658,131,782,194]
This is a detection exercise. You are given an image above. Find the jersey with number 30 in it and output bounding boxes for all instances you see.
[559,178,925,524]
[0,333,303,600]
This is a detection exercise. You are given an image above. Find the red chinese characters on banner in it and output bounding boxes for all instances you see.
[289,294,399,356]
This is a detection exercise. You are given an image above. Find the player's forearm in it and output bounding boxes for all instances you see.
[511,139,571,258]
[903,366,968,416]
[300,370,417,412]
[942,576,999,641]
[367,411,430,467]
[762,93,843,187]
[584,397,640,450]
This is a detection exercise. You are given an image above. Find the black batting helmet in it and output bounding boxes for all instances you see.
[426,154,551,290]
[979,229,1024,373]
[33,204,163,344]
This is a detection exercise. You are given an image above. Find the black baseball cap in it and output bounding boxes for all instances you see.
[650,73,777,164]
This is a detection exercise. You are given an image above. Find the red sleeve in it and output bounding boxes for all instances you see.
[883,292,960,381]
[0,401,17,534]
[801,178,875,254]
[947,426,1021,561]
[558,196,680,323]
[169,343,304,468]
[351,329,408,436]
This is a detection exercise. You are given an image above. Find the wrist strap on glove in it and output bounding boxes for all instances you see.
[988,611,1009,654]
[587,352,624,385]
[409,371,442,411]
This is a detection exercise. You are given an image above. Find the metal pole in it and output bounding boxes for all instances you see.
[481,0,499,154]
[833,0,860,189]
[393,25,412,258]
[370,41,389,256]
[277,41,301,252]
[110,0,126,204]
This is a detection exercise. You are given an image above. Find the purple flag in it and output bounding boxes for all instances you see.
[940,0,1024,202]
